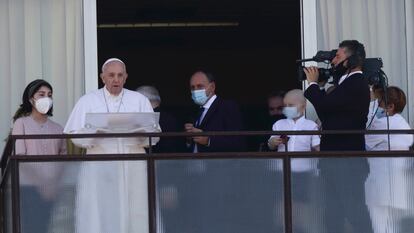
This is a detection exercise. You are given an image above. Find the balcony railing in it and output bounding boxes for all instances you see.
[1,130,414,233]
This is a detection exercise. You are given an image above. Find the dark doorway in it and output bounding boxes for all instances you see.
[97,0,302,150]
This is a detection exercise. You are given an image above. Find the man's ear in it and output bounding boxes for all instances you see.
[125,73,128,80]
[100,73,105,84]
[210,82,216,93]
[343,59,349,68]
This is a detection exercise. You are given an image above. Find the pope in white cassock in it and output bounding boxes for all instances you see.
[64,58,157,233]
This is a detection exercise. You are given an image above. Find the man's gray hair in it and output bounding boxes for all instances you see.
[136,85,161,103]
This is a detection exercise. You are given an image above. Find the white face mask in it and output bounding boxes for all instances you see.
[191,89,209,106]
[34,97,53,114]
[282,106,302,119]
[375,106,387,119]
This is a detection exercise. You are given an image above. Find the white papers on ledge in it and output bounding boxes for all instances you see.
[73,112,161,148]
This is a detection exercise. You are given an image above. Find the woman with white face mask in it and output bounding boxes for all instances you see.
[12,79,66,233]
[365,86,414,233]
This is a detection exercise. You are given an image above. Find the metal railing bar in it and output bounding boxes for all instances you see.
[283,154,293,233]
[8,129,414,140]
[0,164,12,188]
[147,158,157,233]
[1,136,13,171]
[10,160,20,233]
[6,150,414,162]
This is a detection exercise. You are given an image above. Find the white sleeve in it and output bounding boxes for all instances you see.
[141,96,154,113]
[63,97,99,148]
[64,97,88,134]
[389,118,413,150]
[310,122,320,147]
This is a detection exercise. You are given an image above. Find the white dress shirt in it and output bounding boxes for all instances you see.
[190,95,218,174]
[365,113,413,151]
[269,116,320,172]
[338,70,363,85]
[193,95,217,152]
[198,94,217,125]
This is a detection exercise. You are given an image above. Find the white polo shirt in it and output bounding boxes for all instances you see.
[269,116,320,172]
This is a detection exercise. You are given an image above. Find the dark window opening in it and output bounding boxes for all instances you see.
[97,0,302,151]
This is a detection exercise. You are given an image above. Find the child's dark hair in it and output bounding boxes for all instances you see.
[13,79,53,122]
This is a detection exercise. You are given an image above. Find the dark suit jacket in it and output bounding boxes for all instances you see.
[191,96,246,152]
[304,73,370,151]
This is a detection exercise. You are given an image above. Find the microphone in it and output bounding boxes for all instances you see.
[296,49,337,63]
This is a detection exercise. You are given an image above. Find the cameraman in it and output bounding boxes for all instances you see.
[303,40,373,233]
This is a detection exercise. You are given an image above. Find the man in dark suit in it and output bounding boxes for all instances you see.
[182,71,279,233]
[184,71,245,152]
[304,40,373,233]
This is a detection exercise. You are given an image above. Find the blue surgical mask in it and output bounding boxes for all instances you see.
[375,107,387,119]
[282,106,301,119]
[191,89,209,106]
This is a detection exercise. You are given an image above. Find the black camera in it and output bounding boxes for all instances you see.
[297,66,332,82]
[363,58,385,86]
[297,50,385,86]
[296,50,337,82]
[297,50,337,63]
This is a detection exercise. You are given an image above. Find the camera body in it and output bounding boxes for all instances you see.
[297,66,332,83]
[296,49,337,83]
[297,49,384,86]
[363,58,384,86]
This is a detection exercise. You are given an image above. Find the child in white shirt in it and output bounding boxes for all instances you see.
[268,89,320,172]
[267,89,322,233]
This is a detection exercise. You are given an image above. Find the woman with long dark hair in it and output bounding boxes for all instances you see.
[12,79,66,233]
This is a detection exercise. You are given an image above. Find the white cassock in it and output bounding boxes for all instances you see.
[365,112,414,233]
[64,87,156,233]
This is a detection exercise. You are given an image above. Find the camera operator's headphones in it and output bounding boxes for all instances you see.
[346,41,366,69]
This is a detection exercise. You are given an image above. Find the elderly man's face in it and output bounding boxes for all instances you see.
[101,62,127,95]
[268,96,284,117]
[190,72,215,95]
[331,47,350,67]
